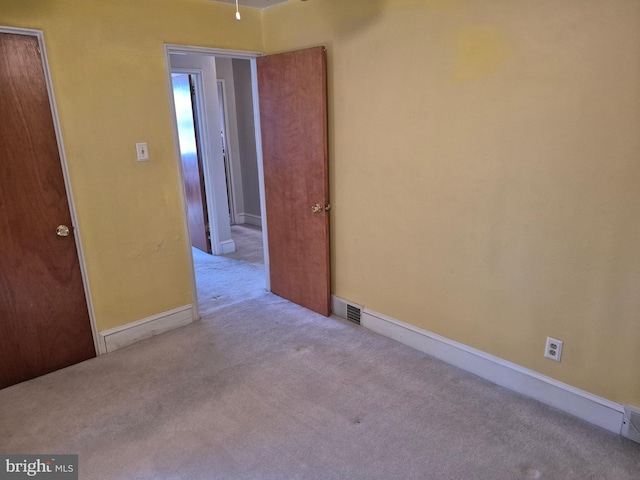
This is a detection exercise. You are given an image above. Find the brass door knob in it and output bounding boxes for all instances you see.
[56,225,70,237]
[311,204,331,214]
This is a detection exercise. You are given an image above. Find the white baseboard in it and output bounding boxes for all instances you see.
[236,213,262,227]
[220,239,236,254]
[98,304,196,354]
[331,296,624,434]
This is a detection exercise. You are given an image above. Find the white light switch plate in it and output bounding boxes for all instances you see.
[136,142,149,161]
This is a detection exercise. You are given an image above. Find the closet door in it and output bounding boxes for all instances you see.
[0,32,95,388]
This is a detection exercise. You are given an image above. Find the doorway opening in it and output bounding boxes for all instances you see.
[165,46,270,316]
[166,44,331,318]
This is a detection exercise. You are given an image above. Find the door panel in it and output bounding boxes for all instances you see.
[172,74,211,253]
[0,32,96,388]
[257,47,331,316]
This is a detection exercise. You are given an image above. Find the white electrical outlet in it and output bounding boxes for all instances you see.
[544,337,563,362]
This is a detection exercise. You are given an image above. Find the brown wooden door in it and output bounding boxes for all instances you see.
[0,32,96,388]
[172,74,211,253]
[257,47,331,316]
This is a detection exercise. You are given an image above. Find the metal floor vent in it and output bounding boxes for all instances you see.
[622,405,640,444]
[346,304,362,325]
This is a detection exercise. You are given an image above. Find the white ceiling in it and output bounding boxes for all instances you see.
[211,0,290,9]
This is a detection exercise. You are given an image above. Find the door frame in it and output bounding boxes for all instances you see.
[216,78,238,226]
[0,26,100,353]
[163,44,272,316]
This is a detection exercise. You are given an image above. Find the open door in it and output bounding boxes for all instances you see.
[257,46,331,316]
[172,73,211,254]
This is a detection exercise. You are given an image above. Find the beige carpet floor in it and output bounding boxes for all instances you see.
[225,224,265,266]
[0,224,638,479]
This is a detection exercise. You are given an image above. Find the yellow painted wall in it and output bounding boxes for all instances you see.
[0,0,263,331]
[263,0,640,405]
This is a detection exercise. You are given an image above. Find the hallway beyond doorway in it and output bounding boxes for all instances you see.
[192,224,265,315]
[224,224,264,265]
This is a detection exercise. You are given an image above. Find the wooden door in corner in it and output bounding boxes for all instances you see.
[0,32,96,388]
[257,46,331,316]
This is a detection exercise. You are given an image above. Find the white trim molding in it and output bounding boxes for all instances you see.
[99,304,196,354]
[236,213,262,227]
[250,57,270,292]
[220,239,236,254]
[331,296,624,434]
[164,44,261,60]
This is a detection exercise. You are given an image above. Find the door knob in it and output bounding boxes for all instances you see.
[56,225,70,237]
[311,204,331,214]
